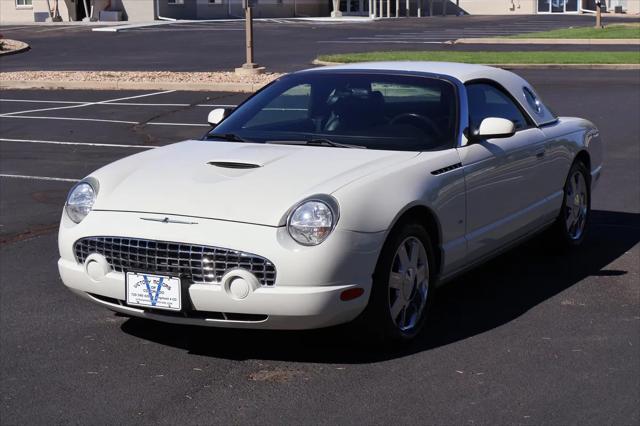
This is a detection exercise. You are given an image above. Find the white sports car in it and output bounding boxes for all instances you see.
[58,62,603,342]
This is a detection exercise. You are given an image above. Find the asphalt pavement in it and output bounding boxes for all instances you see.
[0,69,639,424]
[1,15,638,73]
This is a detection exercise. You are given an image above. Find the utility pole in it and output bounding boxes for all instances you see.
[236,0,265,75]
[595,0,603,29]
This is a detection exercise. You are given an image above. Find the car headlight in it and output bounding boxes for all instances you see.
[287,198,338,246]
[65,180,97,224]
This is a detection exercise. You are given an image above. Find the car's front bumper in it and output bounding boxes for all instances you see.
[58,210,385,330]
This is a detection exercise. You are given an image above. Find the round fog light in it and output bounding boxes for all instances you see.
[84,254,110,282]
[229,278,250,300]
[221,269,260,301]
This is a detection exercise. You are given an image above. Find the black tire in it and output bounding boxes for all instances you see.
[354,221,436,344]
[551,160,591,248]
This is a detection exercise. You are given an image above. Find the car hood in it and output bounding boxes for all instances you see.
[90,140,418,226]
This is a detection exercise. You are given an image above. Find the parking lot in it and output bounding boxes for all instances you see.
[1,14,638,73]
[1,68,639,424]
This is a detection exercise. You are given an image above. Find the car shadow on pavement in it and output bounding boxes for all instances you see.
[120,209,639,364]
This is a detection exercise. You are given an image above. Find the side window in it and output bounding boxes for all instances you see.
[466,83,529,132]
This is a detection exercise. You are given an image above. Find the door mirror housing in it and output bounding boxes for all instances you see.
[476,117,516,139]
[207,108,233,127]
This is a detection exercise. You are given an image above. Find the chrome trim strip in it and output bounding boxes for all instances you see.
[140,217,199,225]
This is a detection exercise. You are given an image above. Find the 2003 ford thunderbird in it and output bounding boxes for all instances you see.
[59,62,603,341]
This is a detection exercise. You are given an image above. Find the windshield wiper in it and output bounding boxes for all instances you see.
[204,133,251,143]
[266,138,366,149]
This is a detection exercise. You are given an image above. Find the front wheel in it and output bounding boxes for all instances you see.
[356,222,435,343]
[552,160,591,247]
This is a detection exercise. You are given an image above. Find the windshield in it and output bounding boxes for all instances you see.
[208,72,459,152]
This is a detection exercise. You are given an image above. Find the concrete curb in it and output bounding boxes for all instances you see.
[454,38,640,45]
[93,16,376,32]
[0,80,265,92]
[312,59,343,66]
[312,59,640,70]
[0,40,30,57]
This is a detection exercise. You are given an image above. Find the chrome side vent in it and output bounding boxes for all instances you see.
[208,161,261,169]
[431,162,462,176]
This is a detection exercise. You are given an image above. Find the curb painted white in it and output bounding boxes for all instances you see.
[0,39,30,56]
[454,38,640,45]
[311,59,640,70]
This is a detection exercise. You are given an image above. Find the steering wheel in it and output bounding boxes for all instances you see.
[389,113,443,140]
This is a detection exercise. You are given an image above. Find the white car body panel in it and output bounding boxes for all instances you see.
[90,140,418,227]
[58,62,604,330]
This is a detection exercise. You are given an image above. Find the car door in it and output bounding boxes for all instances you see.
[457,82,548,262]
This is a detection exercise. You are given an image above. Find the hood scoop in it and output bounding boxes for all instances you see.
[208,161,262,169]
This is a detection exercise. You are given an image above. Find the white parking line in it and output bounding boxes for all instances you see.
[0,90,176,117]
[0,99,84,105]
[0,115,209,126]
[0,174,79,183]
[0,138,158,149]
[0,99,237,108]
[147,121,209,127]
[0,115,139,124]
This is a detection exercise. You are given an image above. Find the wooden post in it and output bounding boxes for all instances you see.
[245,6,254,66]
[236,2,264,75]
[595,1,602,28]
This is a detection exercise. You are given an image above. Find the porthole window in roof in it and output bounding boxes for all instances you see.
[523,87,543,115]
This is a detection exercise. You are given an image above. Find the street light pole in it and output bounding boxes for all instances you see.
[236,0,265,75]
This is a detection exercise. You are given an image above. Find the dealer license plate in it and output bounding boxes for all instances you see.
[126,272,181,311]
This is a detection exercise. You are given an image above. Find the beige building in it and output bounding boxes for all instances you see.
[1,0,637,23]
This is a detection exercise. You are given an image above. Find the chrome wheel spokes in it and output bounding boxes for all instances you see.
[388,237,429,332]
[565,171,588,240]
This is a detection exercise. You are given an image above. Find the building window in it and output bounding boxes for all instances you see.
[15,0,33,7]
[167,0,184,4]
[208,0,222,4]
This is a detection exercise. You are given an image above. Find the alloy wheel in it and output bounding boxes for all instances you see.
[388,236,430,333]
[565,170,588,240]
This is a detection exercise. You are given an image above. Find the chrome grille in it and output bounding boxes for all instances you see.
[74,237,276,286]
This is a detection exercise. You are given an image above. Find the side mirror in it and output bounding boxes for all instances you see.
[476,117,516,139]
[207,108,232,127]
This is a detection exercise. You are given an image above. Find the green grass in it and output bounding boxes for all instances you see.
[317,51,640,65]
[506,23,640,39]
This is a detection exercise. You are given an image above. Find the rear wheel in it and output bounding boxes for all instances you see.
[552,160,591,247]
[356,222,435,343]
